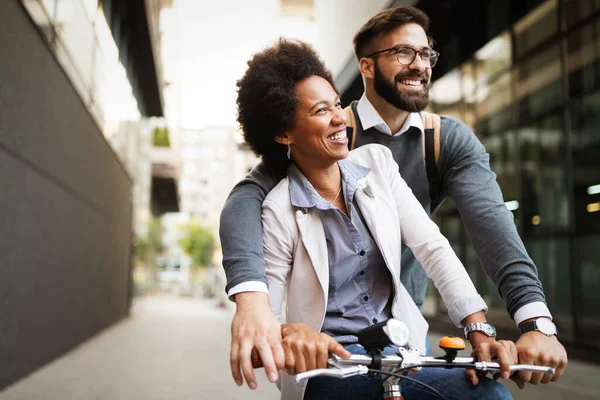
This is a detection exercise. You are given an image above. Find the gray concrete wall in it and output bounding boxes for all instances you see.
[0,0,133,389]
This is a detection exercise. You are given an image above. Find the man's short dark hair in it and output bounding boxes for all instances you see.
[353,6,432,60]
[236,38,336,169]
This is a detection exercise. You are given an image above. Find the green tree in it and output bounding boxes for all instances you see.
[133,217,165,294]
[179,220,215,269]
[152,126,171,147]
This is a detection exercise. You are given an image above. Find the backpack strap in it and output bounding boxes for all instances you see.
[344,105,357,151]
[421,111,442,207]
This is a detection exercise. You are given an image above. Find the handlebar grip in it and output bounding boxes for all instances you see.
[251,349,264,369]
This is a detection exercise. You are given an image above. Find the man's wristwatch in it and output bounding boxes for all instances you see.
[463,322,497,339]
[519,318,558,336]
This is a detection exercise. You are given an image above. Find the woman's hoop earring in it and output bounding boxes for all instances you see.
[287,142,292,159]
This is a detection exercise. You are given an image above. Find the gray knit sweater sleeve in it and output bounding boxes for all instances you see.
[438,116,546,319]
[219,162,284,293]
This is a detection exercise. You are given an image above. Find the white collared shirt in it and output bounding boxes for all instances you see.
[356,93,424,136]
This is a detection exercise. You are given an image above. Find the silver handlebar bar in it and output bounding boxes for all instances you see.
[295,349,556,382]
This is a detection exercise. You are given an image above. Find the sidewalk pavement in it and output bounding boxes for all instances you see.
[1,295,599,399]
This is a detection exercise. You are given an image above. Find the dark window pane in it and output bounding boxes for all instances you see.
[519,115,570,235]
[524,238,573,340]
[564,0,600,28]
[567,18,600,97]
[576,235,600,347]
[514,0,558,58]
[475,72,512,132]
[570,92,600,233]
[516,44,562,121]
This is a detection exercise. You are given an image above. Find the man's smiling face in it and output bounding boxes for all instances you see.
[371,23,433,112]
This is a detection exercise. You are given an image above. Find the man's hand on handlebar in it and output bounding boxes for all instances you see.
[281,323,351,375]
[230,292,284,390]
[514,330,568,388]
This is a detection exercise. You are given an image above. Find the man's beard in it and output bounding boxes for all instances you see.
[373,62,430,112]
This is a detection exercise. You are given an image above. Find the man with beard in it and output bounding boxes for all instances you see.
[221,6,567,395]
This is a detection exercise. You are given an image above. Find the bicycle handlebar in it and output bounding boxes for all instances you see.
[294,352,556,382]
[251,349,556,381]
[330,353,555,372]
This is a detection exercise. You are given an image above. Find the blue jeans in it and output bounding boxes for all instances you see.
[303,344,512,400]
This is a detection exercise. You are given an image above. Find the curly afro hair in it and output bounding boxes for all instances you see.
[236,38,337,169]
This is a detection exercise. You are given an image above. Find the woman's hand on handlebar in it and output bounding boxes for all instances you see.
[281,323,351,375]
[467,334,518,386]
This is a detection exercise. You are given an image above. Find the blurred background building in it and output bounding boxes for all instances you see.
[0,0,179,389]
[1,0,599,394]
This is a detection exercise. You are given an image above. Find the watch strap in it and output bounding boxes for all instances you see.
[519,321,538,334]
[519,319,558,336]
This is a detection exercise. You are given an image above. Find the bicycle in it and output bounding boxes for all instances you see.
[252,319,556,400]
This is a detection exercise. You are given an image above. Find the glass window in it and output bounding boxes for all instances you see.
[474,31,511,81]
[519,115,570,235]
[430,64,480,127]
[475,72,513,133]
[564,0,600,29]
[576,234,600,347]
[514,0,558,58]
[525,238,573,340]
[570,92,600,233]
[460,62,477,128]
[516,43,562,122]
[430,69,463,108]
[566,18,600,98]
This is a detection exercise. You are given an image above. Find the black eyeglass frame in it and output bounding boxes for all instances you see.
[365,45,440,68]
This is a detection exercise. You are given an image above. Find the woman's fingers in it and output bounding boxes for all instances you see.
[328,339,352,360]
[301,340,318,371]
[316,341,329,369]
[292,341,308,373]
[284,340,296,375]
[281,324,347,375]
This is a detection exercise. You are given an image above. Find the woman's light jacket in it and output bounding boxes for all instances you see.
[262,144,487,400]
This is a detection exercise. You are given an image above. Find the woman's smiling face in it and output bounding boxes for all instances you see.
[281,76,348,168]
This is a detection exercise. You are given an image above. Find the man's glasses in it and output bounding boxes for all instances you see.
[366,45,440,68]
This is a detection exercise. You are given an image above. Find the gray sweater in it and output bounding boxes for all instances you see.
[219,102,546,320]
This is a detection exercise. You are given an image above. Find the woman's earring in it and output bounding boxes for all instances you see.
[287,142,292,159]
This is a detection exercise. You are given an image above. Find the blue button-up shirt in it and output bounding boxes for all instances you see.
[288,159,393,344]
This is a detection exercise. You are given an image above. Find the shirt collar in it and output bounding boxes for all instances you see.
[356,93,424,136]
[288,159,371,210]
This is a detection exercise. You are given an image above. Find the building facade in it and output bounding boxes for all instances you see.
[339,0,600,354]
[0,0,171,389]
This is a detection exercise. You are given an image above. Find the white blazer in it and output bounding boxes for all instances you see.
[262,144,487,400]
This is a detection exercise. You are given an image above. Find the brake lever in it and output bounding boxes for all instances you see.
[294,359,369,382]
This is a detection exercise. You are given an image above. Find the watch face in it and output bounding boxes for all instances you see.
[536,319,557,335]
[483,324,496,337]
